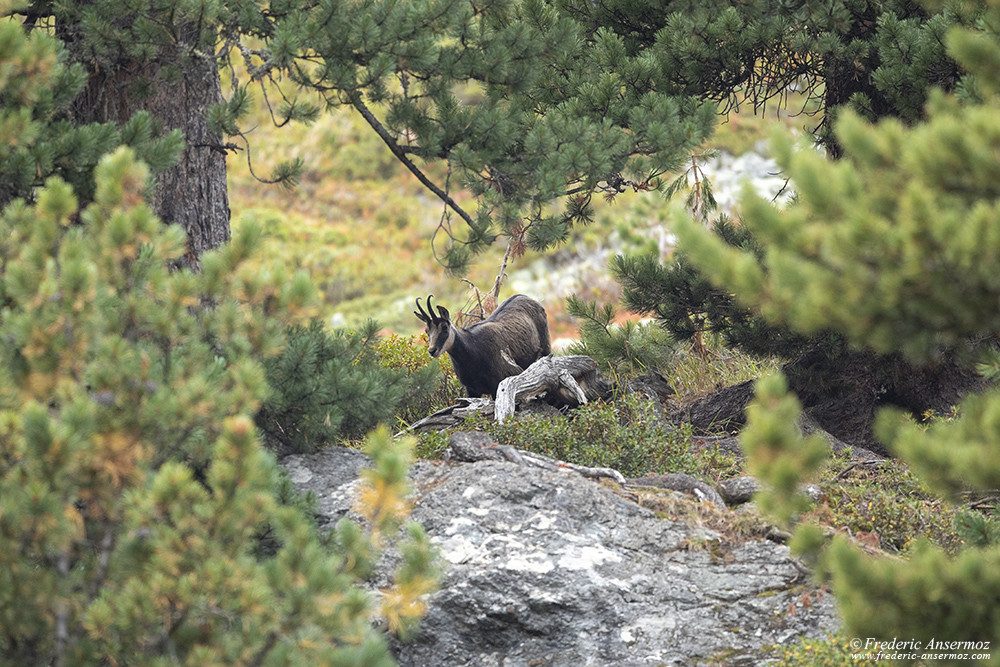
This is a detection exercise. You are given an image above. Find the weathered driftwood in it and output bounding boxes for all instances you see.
[494,355,611,423]
[401,355,614,433]
[447,431,627,484]
[400,397,494,435]
[627,473,726,506]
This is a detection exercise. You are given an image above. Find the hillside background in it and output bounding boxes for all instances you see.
[226,90,810,339]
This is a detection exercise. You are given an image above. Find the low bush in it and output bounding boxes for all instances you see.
[256,321,441,454]
[456,393,697,479]
[374,332,464,425]
[811,460,966,554]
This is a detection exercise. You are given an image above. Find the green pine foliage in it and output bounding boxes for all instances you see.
[256,319,441,454]
[672,0,1000,655]
[0,148,436,663]
[0,10,183,209]
[250,0,716,271]
[955,510,1000,548]
[566,294,678,376]
[740,374,828,530]
[13,0,987,272]
[572,0,981,152]
[611,217,813,358]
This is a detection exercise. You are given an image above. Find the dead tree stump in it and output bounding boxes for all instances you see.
[494,355,613,423]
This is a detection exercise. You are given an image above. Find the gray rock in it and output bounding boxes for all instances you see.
[282,447,370,526]
[284,449,839,666]
[718,476,764,505]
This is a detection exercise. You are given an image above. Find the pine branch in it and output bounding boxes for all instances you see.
[349,94,475,229]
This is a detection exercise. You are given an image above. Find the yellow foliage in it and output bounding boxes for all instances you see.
[63,505,85,540]
[314,591,347,617]
[24,370,56,398]
[354,477,411,539]
[380,576,437,634]
[92,431,146,489]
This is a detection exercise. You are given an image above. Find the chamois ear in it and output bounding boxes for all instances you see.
[436,305,450,321]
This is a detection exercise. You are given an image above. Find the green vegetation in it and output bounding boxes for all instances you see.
[458,393,697,479]
[0,146,435,663]
[374,333,465,425]
[773,633,876,666]
[673,0,1000,655]
[812,459,966,555]
[256,320,441,454]
[566,295,679,376]
[0,8,182,210]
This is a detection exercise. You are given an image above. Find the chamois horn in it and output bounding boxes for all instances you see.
[414,295,434,323]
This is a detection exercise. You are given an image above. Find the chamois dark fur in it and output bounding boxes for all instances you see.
[414,294,551,398]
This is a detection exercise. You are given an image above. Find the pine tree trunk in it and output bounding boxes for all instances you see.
[61,20,230,263]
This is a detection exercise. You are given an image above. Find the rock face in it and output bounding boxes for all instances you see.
[284,449,839,666]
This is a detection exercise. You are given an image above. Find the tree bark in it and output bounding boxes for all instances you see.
[60,17,230,263]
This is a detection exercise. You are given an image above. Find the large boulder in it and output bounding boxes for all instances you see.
[283,449,838,666]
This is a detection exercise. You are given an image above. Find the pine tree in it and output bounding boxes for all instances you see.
[612,216,983,450]
[567,0,981,153]
[565,294,678,375]
[256,319,440,454]
[12,0,983,262]
[0,44,437,657]
[0,6,183,210]
[270,0,721,270]
[596,2,994,446]
[12,0,721,264]
[0,145,437,665]
[673,0,1000,653]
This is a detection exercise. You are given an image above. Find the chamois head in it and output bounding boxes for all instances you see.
[414,295,455,358]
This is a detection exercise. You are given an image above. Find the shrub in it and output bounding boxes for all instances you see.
[256,320,440,454]
[566,294,678,376]
[459,393,697,478]
[374,332,465,424]
[0,148,435,664]
[811,461,965,554]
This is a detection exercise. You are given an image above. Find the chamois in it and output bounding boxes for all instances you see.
[414,294,550,398]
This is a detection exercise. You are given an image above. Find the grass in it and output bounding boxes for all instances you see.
[666,338,783,398]
[812,456,967,554]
